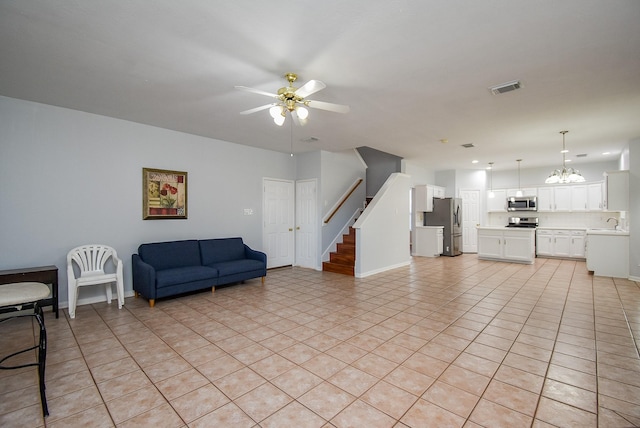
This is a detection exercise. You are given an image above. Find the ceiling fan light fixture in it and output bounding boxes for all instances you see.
[273,114,285,126]
[269,105,282,119]
[296,106,309,120]
[544,131,585,184]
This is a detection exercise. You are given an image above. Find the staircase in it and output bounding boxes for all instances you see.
[322,227,355,276]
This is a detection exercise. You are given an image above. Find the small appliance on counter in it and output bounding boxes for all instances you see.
[424,197,462,256]
[506,217,538,228]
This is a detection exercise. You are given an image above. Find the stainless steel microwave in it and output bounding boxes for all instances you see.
[506,196,537,211]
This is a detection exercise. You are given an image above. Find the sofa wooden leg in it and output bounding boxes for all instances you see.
[211,286,215,294]
[149,299,155,308]
[134,291,139,298]
[261,276,265,284]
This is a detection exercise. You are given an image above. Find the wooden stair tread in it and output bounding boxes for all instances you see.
[323,227,356,277]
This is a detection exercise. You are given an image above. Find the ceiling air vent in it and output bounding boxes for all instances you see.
[461,143,475,148]
[576,153,588,158]
[489,80,522,95]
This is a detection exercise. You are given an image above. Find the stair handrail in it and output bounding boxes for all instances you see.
[323,178,363,224]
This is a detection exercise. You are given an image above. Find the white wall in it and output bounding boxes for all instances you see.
[0,96,294,306]
[490,161,618,189]
[353,173,411,277]
[628,139,639,280]
[402,160,436,187]
[320,150,367,256]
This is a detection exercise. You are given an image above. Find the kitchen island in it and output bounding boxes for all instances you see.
[477,226,535,264]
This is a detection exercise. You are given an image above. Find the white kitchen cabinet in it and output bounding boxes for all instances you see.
[536,230,553,256]
[570,231,586,258]
[570,185,588,211]
[506,188,537,197]
[537,184,600,212]
[487,189,507,212]
[537,187,554,212]
[587,182,603,211]
[477,229,504,259]
[586,231,629,278]
[604,170,629,211]
[414,226,443,257]
[554,186,572,211]
[478,227,535,264]
[414,185,432,212]
[415,185,446,212]
[536,229,586,259]
[503,233,536,263]
[553,230,572,257]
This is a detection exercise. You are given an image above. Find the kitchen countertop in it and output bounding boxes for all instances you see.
[536,226,587,231]
[476,226,534,232]
[585,229,629,236]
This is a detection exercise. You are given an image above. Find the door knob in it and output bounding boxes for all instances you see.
[289,228,293,231]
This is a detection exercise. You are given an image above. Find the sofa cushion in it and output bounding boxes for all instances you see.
[200,238,246,265]
[207,259,265,277]
[139,240,201,270]
[156,266,218,288]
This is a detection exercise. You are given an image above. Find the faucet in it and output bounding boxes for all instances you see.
[607,217,619,229]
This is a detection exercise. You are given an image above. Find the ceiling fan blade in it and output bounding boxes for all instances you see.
[295,80,326,98]
[305,100,350,114]
[235,86,278,98]
[240,103,277,115]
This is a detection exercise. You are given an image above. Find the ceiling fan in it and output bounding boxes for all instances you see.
[235,73,350,126]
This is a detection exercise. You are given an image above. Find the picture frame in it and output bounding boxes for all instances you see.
[142,167,188,219]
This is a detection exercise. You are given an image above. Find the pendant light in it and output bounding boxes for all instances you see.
[487,162,495,198]
[515,159,523,197]
[545,131,586,184]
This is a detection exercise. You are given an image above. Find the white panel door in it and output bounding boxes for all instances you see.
[460,189,480,253]
[263,178,294,268]
[295,179,317,269]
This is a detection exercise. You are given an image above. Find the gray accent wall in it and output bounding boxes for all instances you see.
[356,146,402,197]
[0,96,295,305]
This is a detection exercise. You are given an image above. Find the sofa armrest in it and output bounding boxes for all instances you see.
[244,245,267,265]
[132,254,157,299]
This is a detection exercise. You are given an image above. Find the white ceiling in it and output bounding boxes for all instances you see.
[1,0,639,171]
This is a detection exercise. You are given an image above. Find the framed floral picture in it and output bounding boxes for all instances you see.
[142,167,188,219]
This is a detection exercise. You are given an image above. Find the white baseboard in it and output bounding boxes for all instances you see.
[356,260,411,278]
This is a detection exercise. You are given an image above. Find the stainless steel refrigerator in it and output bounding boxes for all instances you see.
[423,197,462,256]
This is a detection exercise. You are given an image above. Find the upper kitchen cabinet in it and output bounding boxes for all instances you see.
[487,189,507,212]
[536,183,604,212]
[506,188,537,197]
[587,182,604,211]
[604,170,629,211]
[415,185,445,212]
[537,187,554,212]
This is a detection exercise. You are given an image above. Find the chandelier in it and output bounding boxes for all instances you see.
[545,131,585,184]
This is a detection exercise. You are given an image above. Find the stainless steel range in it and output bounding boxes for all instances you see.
[506,216,538,228]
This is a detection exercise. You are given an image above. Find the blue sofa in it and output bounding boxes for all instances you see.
[132,238,267,307]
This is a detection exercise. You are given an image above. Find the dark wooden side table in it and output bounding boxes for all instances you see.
[0,266,59,318]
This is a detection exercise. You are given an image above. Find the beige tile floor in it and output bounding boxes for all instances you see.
[1,254,639,427]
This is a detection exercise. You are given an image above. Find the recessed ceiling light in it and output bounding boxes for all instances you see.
[560,149,569,153]
[565,159,572,162]
[602,151,610,155]
[471,160,479,164]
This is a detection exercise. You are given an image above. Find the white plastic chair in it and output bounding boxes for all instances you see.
[67,244,124,319]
